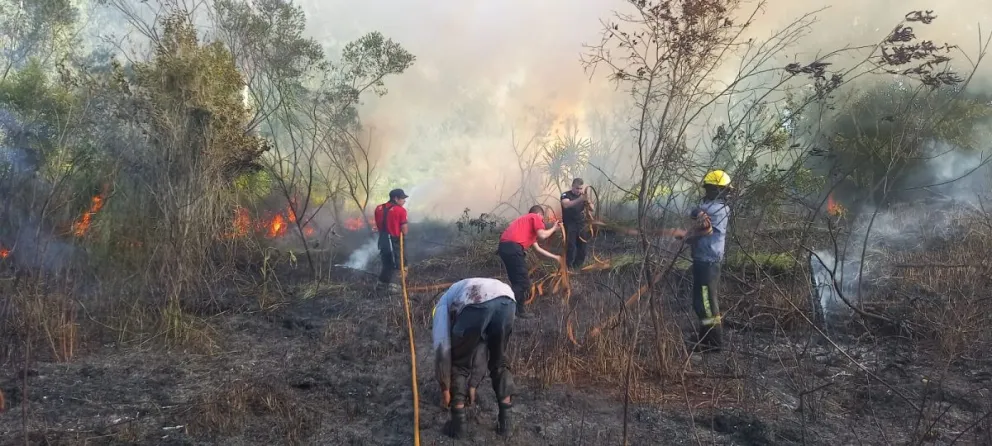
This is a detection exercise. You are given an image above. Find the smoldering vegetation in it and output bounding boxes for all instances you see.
[2,0,992,445]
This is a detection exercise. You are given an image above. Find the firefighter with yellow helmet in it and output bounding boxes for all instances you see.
[685,169,733,352]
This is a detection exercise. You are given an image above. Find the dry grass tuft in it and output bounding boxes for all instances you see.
[186,378,319,443]
[160,297,221,355]
[885,224,992,359]
[1,280,80,363]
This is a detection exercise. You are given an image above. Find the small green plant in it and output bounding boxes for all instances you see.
[455,208,505,234]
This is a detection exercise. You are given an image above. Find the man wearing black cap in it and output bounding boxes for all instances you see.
[560,178,593,271]
[373,188,409,292]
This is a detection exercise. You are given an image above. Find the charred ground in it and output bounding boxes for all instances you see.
[3,215,992,445]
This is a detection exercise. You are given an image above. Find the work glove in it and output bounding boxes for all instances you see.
[691,210,713,236]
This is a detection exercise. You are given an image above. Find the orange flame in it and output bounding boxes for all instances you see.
[343,217,366,231]
[228,207,251,238]
[827,192,845,217]
[225,203,317,240]
[266,213,288,238]
[73,186,110,237]
[0,246,9,259]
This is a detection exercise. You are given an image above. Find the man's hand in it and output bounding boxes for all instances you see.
[441,389,451,409]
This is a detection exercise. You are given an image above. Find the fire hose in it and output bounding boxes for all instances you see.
[398,233,421,446]
[402,189,678,350]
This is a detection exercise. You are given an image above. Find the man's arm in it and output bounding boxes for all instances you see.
[431,289,454,406]
[536,220,560,240]
[531,242,561,261]
[682,209,713,243]
[398,207,410,235]
[560,191,586,209]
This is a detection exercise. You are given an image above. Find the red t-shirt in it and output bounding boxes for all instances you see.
[373,202,408,237]
[499,213,546,249]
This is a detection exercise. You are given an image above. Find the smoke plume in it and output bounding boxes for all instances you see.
[342,238,379,271]
[293,0,992,220]
[811,139,992,320]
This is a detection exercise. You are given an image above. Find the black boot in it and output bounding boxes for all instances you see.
[694,325,723,353]
[447,407,466,438]
[497,402,513,436]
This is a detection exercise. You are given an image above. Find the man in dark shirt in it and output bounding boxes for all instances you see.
[559,178,593,270]
[373,188,409,292]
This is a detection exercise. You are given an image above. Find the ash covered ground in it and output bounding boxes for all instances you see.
[2,221,991,446]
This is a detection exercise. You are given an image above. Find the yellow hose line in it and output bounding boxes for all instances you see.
[406,282,454,293]
[398,234,421,446]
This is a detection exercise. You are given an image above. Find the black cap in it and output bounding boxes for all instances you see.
[389,188,409,199]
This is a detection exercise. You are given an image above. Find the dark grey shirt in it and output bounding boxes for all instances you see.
[560,190,585,225]
[689,199,730,263]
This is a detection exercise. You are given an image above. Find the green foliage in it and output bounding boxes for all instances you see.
[233,169,274,198]
[339,31,416,97]
[0,58,72,116]
[711,116,791,172]
[213,0,327,103]
[0,58,98,188]
[322,31,416,131]
[820,83,992,195]
[455,208,507,235]
[125,12,268,182]
[0,0,79,77]
[726,251,798,273]
[620,184,671,204]
[541,124,591,189]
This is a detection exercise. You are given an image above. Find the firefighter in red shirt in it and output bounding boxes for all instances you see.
[497,205,561,318]
[373,188,409,292]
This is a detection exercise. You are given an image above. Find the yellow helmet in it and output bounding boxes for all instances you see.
[702,170,731,187]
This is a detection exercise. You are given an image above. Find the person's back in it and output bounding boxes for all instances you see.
[496,206,560,318]
[375,189,410,290]
[499,213,544,249]
[374,201,408,238]
[432,278,516,344]
[431,277,518,438]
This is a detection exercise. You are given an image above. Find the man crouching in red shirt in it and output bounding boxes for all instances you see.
[374,188,409,293]
[497,205,561,318]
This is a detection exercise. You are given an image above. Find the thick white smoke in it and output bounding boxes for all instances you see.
[342,238,379,271]
[810,139,992,320]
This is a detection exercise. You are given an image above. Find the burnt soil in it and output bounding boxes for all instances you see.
[2,229,992,445]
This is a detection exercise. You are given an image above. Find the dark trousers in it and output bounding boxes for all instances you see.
[450,296,516,406]
[378,234,403,284]
[497,241,529,313]
[692,261,723,343]
[468,344,488,388]
[563,221,588,268]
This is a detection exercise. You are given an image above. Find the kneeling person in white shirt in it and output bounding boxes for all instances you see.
[432,277,517,438]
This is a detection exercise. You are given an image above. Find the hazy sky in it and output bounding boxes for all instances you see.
[294,0,992,218]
